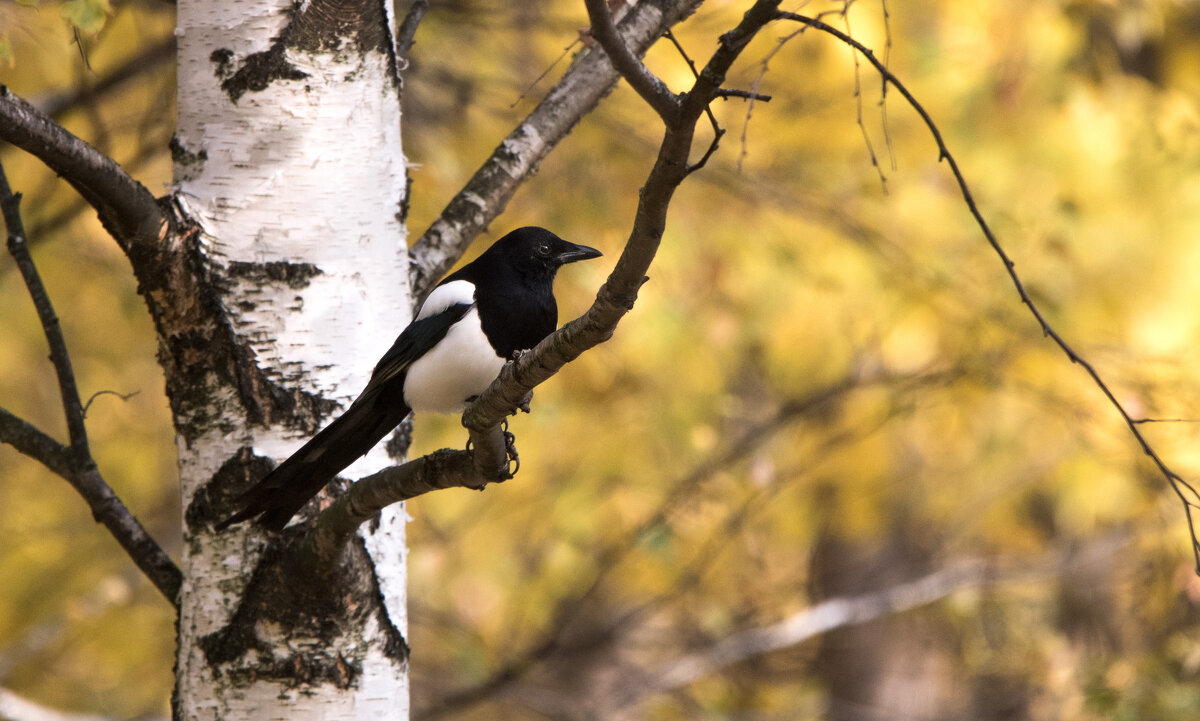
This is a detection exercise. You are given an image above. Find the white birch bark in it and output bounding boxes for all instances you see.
[173,0,410,717]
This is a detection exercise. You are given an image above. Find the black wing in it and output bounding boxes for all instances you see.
[217,301,475,531]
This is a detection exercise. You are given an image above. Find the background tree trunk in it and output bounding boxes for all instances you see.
[172,0,411,716]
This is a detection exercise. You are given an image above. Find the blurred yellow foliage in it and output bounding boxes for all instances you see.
[3,0,1200,718]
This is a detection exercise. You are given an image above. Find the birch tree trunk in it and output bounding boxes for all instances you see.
[171,0,411,717]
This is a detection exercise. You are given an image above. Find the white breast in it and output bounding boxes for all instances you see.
[403,306,506,413]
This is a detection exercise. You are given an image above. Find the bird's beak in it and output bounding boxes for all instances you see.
[555,242,603,265]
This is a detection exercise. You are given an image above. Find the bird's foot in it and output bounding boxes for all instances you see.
[502,424,520,479]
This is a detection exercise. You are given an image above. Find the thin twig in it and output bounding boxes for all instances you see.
[844,7,888,190]
[82,389,141,418]
[779,11,1200,573]
[662,29,725,175]
[510,39,580,109]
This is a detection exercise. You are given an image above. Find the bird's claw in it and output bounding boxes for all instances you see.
[502,427,520,479]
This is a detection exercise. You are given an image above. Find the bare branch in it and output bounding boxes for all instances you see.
[651,562,992,694]
[779,11,1200,573]
[40,37,176,120]
[0,165,181,604]
[619,537,1129,709]
[305,423,513,567]
[407,0,703,298]
[459,0,787,432]
[0,85,168,252]
[0,406,75,479]
[1,169,90,455]
[584,0,680,120]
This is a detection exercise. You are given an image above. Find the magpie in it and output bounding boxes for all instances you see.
[218,227,602,531]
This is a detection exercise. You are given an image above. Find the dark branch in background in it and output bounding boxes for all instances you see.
[779,11,1200,572]
[40,37,177,120]
[615,536,1126,713]
[0,163,181,604]
[0,85,168,253]
[407,0,703,298]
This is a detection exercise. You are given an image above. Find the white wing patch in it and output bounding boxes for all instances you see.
[403,307,505,413]
[417,280,476,320]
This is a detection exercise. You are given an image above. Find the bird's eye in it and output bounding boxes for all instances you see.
[537,241,552,256]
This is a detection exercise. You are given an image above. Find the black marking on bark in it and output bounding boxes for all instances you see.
[210,48,235,78]
[215,0,392,104]
[199,528,409,689]
[219,42,310,103]
[227,259,323,291]
[185,447,273,540]
[169,136,207,168]
[145,203,339,444]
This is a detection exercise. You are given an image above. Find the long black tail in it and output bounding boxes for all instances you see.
[217,395,410,532]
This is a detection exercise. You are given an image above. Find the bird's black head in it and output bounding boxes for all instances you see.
[490,226,603,278]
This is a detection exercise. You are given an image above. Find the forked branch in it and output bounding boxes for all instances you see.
[0,161,181,603]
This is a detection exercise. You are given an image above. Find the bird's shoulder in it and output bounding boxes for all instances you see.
[363,283,476,396]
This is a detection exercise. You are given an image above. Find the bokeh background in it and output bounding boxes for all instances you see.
[3,0,1200,718]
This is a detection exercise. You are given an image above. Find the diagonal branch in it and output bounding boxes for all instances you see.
[461,0,785,433]
[779,11,1200,573]
[583,0,680,121]
[616,535,1128,711]
[0,85,168,254]
[1,175,90,456]
[407,0,702,298]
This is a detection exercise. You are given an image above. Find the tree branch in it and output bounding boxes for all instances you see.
[0,164,181,604]
[779,11,1200,573]
[303,423,512,569]
[0,85,168,253]
[583,0,680,121]
[407,0,702,298]
[1,172,90,455]
[394,0,429,65]
[460,0,786,433]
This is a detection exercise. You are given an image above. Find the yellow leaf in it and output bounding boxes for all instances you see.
[59,0,110,34]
